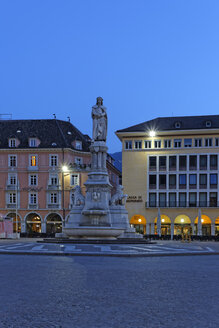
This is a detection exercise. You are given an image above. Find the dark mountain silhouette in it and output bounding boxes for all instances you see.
[110,151,122,172]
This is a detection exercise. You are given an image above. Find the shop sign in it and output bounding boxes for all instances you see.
[127,195,142,203]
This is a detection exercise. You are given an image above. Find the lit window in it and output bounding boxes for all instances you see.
[30,155,37,166]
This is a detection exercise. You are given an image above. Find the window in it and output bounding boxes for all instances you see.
[134,141,142,149]
[199,174,207,188]
[210,174,217,187]
[75,141,82,150]
[169,175,176,189]
[174,139,182,148]
[9,174,16,185]
[9,138,16,148]
[159,193,166,207]
[205,120,212,128]
[30,155,37,167]
[189,193,197,207]
[199,193,207,207]
[9,193,16,204]
[159,156,166,171]
[169,193,176,207]
[50,155,58,167]
[210,155,217,170]
[75,157,83,165]
[29,138,37,147]
[189,174,197,188]
[29,174,37,186]
[144,140,151,149]
[215,138,219,147]
[125,141,132,150]
[210,192,217,207]
[71,174,79,186]
[175,122,181,128]
[50,175,58,185]
[164,140,171,148]
[184,139,192,147]
[200,155,207,170]
[9,155,17,167]
[29,193,37,204]
[179,193,186,207]
[149,157,156,171]
[159,175,166,189]
[50,193,58,204]
[154,140,161,148]
[149,193,156,207]
[189,155,197,170]
[169,156,176,171]
[194,138,202,147]
[149,175,156,189]
[179,156,187,171]
[205,138,212,147]
[179,174,186,188]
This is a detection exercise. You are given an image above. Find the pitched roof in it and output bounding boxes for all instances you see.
[0,119,91,151]
[116,115,219,133]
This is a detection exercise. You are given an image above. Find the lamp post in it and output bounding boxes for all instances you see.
[62,165,69,228]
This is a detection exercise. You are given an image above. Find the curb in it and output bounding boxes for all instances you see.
[0,250,219,257]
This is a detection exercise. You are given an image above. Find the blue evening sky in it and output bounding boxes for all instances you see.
[0,0,219,152]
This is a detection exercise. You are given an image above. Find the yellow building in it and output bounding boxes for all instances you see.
[116,115,219,237]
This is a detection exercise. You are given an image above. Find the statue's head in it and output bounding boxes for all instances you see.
[96,97,103,106]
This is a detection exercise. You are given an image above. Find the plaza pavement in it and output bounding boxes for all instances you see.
[0,254,219,328]
[1,238,219,257]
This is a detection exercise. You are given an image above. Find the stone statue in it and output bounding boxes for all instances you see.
[92,97,107,141]
[110,185,128,206]
[72,185,85,206]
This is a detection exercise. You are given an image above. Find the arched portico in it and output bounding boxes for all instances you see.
[154,215,171,235]
[215,217,219,236]
[25,212,42,234]
[6,212,21,233]
[130,215,146,234]
[195,215,211,236]
[45,213,62,234]
[174,215,191,236]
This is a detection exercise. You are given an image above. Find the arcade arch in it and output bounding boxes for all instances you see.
[174,215,191,235]
[130,215,146,234]
[25,213,42,234]
[6,212,21,233]
[195,215,211,236]
[46,213,62,234]
[154,215,171,235]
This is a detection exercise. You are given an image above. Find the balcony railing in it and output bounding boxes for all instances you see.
[47,204,60,209]
[146,201,218,208]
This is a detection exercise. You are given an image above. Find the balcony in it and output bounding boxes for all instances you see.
[6,185,17,191]
[47,184,61,191]
[28,204,38,210]
[28,166,38,171]
[6,203,17,209]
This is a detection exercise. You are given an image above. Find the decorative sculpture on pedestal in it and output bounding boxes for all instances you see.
[60,97,142,239]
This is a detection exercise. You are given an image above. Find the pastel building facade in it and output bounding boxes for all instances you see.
[0,119,120,235]
[116,115,219,237]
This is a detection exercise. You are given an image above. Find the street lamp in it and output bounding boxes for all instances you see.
[62,165,69,228]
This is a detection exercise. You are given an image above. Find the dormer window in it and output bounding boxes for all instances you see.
[75,141,82,150]
[9,138,16,148]
[175,122,181,129]
[205,120,212,128]
[29,138,37,147]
